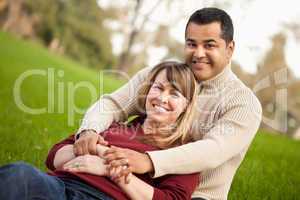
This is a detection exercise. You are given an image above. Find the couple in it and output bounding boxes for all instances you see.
[0,7,262,200]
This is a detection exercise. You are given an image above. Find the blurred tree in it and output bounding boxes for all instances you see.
[255,32,300,135]
[1,0,116,69]
[26,0,116,69]
[116,0,163,72]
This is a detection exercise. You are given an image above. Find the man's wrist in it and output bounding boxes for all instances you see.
[145,153,154,173]
[76,129,97,140]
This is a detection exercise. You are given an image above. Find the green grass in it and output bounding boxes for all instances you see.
[0,31,123,168]
[229,131,300,200]
[0,31,299,199]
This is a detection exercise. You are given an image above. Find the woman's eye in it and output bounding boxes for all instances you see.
[153,85,162,90]
[171,92,180,98]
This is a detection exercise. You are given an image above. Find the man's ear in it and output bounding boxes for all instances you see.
[226,40,235,58]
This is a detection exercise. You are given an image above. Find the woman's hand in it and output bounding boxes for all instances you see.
[104,146,154,183]
[62,154,108,176]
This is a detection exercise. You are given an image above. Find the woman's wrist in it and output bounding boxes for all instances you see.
[96,144,110,158]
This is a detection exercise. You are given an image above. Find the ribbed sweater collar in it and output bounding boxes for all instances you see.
[199,64,235,91]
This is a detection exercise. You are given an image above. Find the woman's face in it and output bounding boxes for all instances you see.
[145,70,188,125]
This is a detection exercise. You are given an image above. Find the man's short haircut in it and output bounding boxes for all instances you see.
[185,7,234,44]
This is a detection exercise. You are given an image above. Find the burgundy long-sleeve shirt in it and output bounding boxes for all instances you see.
[46,122,199,200]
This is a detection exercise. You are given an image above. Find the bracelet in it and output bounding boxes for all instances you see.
[75,129,97,140]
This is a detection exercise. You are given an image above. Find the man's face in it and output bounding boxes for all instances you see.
[184,22,234,81]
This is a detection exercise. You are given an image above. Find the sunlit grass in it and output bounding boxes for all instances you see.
[0,31,299,200]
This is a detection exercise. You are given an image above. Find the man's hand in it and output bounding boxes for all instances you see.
[74,130,108,156]
[103,146,154,183]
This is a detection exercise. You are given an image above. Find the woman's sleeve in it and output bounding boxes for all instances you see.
[45,135,75,171]
[152,173,200,200]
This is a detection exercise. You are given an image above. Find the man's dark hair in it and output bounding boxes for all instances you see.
[185,7,234,44]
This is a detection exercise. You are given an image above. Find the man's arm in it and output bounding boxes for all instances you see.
[147,89,262,177]
[76,66,153,136]
[74,67,152,155]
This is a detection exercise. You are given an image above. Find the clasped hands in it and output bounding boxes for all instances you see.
[67,130,153,184]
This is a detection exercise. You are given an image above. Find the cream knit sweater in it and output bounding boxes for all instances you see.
[77,65,262,200]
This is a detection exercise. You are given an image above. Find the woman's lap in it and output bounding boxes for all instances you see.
[0,162,113,200]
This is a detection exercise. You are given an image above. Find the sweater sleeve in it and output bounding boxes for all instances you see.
[45,135,75,171]
[152,173,199,200]
[148,88,262,177]
[76,66,152,136]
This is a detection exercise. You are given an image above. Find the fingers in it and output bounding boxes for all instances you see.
[98,136,108,146]
[109,158,129,168]
[107,157,132,182]
[73,131,100,155]
[88,137,98,155]
[103,146,126,163]
[109,165,132,184]
[73,142,82,156]
[125,171,132,184]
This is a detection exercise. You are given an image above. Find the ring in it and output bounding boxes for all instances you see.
[124,159,129,166]
[73,163,81,168]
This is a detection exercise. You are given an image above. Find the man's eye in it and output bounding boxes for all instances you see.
[186,42,196,48]
[205,43,215,49]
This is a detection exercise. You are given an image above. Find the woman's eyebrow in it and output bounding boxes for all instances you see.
[153,81,164,87]
[170,83,182,94]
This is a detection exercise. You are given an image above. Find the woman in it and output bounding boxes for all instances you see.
[0,61,199,200]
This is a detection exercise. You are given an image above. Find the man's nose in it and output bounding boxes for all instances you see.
[194,46,205,58]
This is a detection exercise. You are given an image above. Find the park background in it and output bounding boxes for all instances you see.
[0,0,299,199]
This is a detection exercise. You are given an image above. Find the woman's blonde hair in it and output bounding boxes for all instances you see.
[137,61,198,149]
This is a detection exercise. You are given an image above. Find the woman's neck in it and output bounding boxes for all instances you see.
[142,118,174,135]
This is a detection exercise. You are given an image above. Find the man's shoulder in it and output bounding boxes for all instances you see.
[223,77,262,112]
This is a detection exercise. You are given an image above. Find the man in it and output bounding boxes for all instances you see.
[74,7,262,200]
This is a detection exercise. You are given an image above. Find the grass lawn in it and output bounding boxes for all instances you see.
[0,31,299,199]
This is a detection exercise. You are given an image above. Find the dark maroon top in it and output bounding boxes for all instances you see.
[46,122,199,200]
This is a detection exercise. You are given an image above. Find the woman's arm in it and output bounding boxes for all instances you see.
[53,143,110,169]
[46,135,75,170]
[56,144,110,176]
[53,144,75,169]
[115,174,153,200]
[46,133,109,171]
[112,171,199,200]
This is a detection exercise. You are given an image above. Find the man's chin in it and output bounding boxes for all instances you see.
[193,71,212,81]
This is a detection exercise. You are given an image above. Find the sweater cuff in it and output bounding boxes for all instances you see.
[76,122,106,135]
[147,151,169,178]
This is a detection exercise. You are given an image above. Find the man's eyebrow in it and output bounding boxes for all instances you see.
[186,38,217,43]
[204,39,217,43]
[185,38,196,42]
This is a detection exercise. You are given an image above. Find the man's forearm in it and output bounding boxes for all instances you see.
[76,97,118,135]
[76,66,152,136]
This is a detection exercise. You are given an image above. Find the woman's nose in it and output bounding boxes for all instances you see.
[158,94,168,103]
